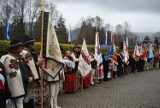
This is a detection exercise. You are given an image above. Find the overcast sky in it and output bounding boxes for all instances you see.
[53,0,160,33]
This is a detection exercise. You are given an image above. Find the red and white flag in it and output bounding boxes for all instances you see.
[132,42,140,61]
[78,39,92,78]
[95,32,102,66]
[140,43,147,60]
[95,32,100,58]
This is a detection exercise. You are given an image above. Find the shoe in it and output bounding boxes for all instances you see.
[90,82,95,86]
[83,85,89,89]
[91,83,95,86]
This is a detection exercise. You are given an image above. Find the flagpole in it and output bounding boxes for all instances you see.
[40,0,45,108]
[123,37,125,76]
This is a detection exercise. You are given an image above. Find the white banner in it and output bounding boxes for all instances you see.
[43,12,64,79]
[78,39,92,78]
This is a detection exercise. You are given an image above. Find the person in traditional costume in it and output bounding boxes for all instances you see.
[154,50,159,69]
[96,51,103,83]
[102,51,110,81]
[71,45,80,88]
[71,45,80,71]
[111,59,117,78]
[20,35,40,107]
[1,40,33,108]
[83,71,91,89]
[43,59,63,108]
[0,63,6,108]
[63,51,77,93]
[117,50,123,78]
[89,50,97,85]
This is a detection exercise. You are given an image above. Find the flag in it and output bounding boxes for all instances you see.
[68,25,72,44]
[78,39,92,78]
[132,42,140,61]
[148,44,154,59]
[111,32,114,43]
[105,32,108,45]
[5,17,11,40]
[140,43,147,60]
[108,42,114,56]
[123,40,129,65]
[42,12,64,79]
[95,32,103,66]
[126,36,129,47]
[95,32,100,59]
[109,33,118,65]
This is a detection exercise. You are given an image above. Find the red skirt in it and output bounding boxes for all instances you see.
[83,74,91,86]
[63,73,77,93]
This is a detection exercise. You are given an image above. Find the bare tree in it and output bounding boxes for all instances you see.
[115,24,124,36]
[26,0,41,36]
[49,2,60,24]
[0,0,12,25]
[105,23,112,32]
[94,16,103,31]
[123,21,131,36]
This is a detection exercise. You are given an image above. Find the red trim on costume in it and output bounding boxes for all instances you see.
[0,80,5,94]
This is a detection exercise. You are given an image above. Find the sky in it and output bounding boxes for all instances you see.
[53,0,160,33]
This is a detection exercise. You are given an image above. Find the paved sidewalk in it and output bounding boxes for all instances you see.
[39,69,160,108]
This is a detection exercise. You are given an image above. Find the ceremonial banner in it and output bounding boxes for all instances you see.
[110,33,118,65]
[95,32,102,65]
[140,43,147,60]
[108,43,114,56]
[42,12,64,79]
[95,32,100,58]
[78,39,92,78]
[133,42,140,61]
[68,25,72,44]
[5,17,11,40]
[148,44,154,59]
[123,40,129,65]
[105,32,108,45]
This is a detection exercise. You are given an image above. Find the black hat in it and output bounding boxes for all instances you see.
[73,44,80,49]
[9,40,22,48]
[22,35,35,45]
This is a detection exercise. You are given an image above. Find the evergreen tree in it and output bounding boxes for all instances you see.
[76,16,105,45]
[55,15,68,43]
[11,17,25,40]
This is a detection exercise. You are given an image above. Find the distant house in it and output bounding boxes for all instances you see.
[143,36,151,44]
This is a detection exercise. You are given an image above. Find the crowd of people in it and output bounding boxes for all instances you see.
[0,35,160,108]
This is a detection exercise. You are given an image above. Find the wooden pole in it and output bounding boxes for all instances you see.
[81,74,83,92]
[111,62,113,79]
[123,37,125,76]
[40,0,45,108]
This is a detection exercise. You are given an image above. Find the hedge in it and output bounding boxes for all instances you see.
[0,40,123,57]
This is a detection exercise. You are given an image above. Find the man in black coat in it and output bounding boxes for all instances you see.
[129,53,136,73]
[117,50,123,77]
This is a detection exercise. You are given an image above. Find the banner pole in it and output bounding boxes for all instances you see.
[40,0,45,108]
[78,72,83,92]
[123,37,125,76]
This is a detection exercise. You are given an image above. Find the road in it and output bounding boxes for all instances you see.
[37,69,160,108]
